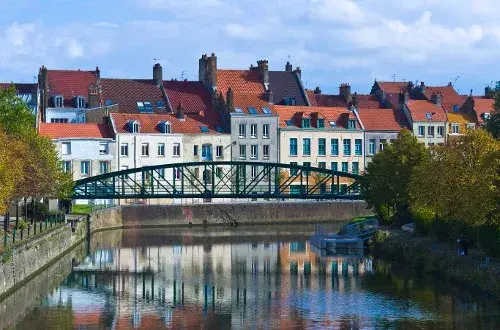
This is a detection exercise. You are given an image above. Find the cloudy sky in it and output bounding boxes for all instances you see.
[0,0,499,95]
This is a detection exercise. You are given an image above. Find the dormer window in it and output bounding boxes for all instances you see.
[53,95,64,107]
[302,118,310,128]
[284,97,296,106]
[75,96,86,108]
[348,119,356,129]
[317,118,325,128]
[158,121,171,134]
[128,120,140,133]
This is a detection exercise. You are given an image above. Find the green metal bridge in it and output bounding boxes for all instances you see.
[72,161,362,200]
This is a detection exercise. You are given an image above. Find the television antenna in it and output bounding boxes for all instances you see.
[153,58,161,64]
[450,76,460,86]
[391,74,396,82]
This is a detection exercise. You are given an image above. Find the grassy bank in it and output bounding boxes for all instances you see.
[373,228,500,302]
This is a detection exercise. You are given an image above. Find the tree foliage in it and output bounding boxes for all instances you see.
[486,111,500,140]
[360,129,430,223]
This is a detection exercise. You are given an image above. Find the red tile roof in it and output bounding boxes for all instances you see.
[162,81,212,115]
[357,108,409,131]
[357,94,382,108]
[0,82,35,94]
[110,113,222,134]
[306,90,380,109]
[421,85,466,113]
[406,100,447,122]
[46,69,99,107]
[217,70,264,95]
[376,81,409,94]
[39,123,113,139]
[473,97,494,114]
[274,105,356,129]
[100,78,164,113]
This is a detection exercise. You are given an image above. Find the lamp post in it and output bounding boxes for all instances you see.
[426,112,436,146]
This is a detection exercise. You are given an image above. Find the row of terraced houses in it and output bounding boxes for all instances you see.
[1,54,495,203]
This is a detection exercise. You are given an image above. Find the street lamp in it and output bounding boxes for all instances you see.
[425,112,436,146]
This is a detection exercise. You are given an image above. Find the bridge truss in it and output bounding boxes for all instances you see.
[72,161,362,200]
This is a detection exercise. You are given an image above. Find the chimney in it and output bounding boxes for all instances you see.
[420,81,425,88]
[153,63,163,87]
[399,91,409,105]
[88,82,100,108]
[432,93,442,107]
[266,88,274,104]
[38,65,49,121]
[199,53,217,90]
[226,87,234,111]
[447,82,453,87]
[257,60,269,86]
[351,92,358,107]
[285,61,293,72]
[339,83,351,102]
[294,67,301,79]
[95,66,100,80]
[314,87,321,95]
[176,103,185,120]
[485,86,493,98]
[377,89,386,103]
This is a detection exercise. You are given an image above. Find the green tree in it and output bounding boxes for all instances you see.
[0,129,23,214]
[486,111,500,139]
[360,129,430,223]
[0,85,36,139]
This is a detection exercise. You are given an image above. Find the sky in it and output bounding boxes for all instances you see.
[0,0,499,95]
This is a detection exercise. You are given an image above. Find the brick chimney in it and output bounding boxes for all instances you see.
[153,63,163,87]
[257,60,269,86]
[38,65,49,121]
[226,87,234,111]
[199,53,217,90]
[95,66,100,80]
[314,87,321,95]
[351,92,358,107]
[88,82,100,108]
[285,61,293,72]
[339,83,351,102]
[294,67,301,79]
[176,103,185,120]
[266,88,274,104]
[432,93,442,107]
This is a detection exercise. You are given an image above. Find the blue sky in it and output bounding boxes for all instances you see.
[1,0,499,95]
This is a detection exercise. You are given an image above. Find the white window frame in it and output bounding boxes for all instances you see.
[437,126,444,137]
[250,124,257,138]
[251,144,258,159]
[173,143,181,157]
[239,144,246,159]
[251,165,258,179]
[99,142,108,155]
[216,145,223,158]
[262,124,269,138]
[99,161,109,174]
[158,143,165,157]
[80,161,90,176]
[239,124,246,138]
[61,142,71,155]
[263,145,269,159]
[141,143,149,157]
[452,123,459,134]
[418,126,425,137]
[62,161,71,173]
[120,143,129,157]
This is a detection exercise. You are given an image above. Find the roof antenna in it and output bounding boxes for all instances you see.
[391,74,396,82]
[180,71,186,81]
[450,76,460,86]
[153,58,161,64]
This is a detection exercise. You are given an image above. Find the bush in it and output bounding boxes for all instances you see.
[375,204,395,225]
[22,200,49,220]
[476,225,500,256]
[16,220,29,230]
[412,207,435,235]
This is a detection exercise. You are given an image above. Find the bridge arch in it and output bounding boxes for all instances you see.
[72,161,362,200]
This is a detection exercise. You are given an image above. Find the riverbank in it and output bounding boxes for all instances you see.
[373,228,500,302]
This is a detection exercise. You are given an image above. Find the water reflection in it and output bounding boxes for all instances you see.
[11,227,500,329]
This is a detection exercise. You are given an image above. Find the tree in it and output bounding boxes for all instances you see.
[486,111,500,139]
[411,129,500,228]
[360,129,430,223]
[0,129,23,214]
[0,85,36,139]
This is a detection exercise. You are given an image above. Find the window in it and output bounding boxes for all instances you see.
[156,101,165,109]
[466,123,475,130]
[99,142,109,155]
[51,118,68,123]
[200,125,210,133]
[289,138,298,156]
[318,138,326,156]
[141,143,149,157]
[61,161,71,173]
[158,168,165,178]
[251,165,258,179]
[173,143,180,157]
[239,145,246,159]
[105,99,113,106]
[331,139,339,155]
[54,95,63,107]
[428,126,435,137]
[216,167,223,179]
[132,121,140,133]
[342,162,349,173]
[80,161,90,176]
[61,142,71,155]
[250,124,257,138]
[251,145,258,159]
[75,96,86,108]
[202,144,212,160]
[99,161,109,174]
[239,124,246,138]
[348,119,356,129]
[418,126,425,137]
[302,118,310,128]
[369,139,375,155]
[352,162,359,175]
[380,139,387,151]
[194,145,198,156]
[263,145,269,159]
[263,124,269,138]
[290,162,298,175]
[437,126,444,137]
[160,121,171,134]
[158,143,165,156]
[318,162,326,169]
[174,168,181,179]
[452,124,459,134]
[303,138,311,156]
[120,143,129,157]
[317,118,325,128]
[216,145,223,158]
[343,139,351,156]
[331,162,338,171]
[284,97,296,106]
[355,139,362,156]
[303,162,311,175]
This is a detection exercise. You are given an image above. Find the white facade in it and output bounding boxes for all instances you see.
[182,134,232,163]
[45,108,86,123]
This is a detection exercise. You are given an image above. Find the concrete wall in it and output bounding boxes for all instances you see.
[89,201,372,229]
[182,133,232,162]
[45,107,85,123]
[231,115,279,162]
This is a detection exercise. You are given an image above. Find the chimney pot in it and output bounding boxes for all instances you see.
[176,103,185,119]
[153,63,163,87]
[339,83,352,103]
[314,87,321,95]
[257,60,269,86]
[432,93,442,107]
[266,88,274,104]
[285,61,293,72]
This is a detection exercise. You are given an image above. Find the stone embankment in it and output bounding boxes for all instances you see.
[374,229,500,301]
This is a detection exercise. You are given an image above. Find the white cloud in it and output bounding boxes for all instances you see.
[66,38,83,58]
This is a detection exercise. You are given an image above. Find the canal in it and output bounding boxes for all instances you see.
[2,224,499,329]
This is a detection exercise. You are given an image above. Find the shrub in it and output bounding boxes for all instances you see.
[412,207,435,235]
[16,220,29,230]
[375,204,395,225]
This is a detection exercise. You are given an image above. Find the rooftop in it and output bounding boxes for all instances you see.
[39,123,113,139]
[274,105,357,129]
[357,108,409,131]
[406,100,447,122]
